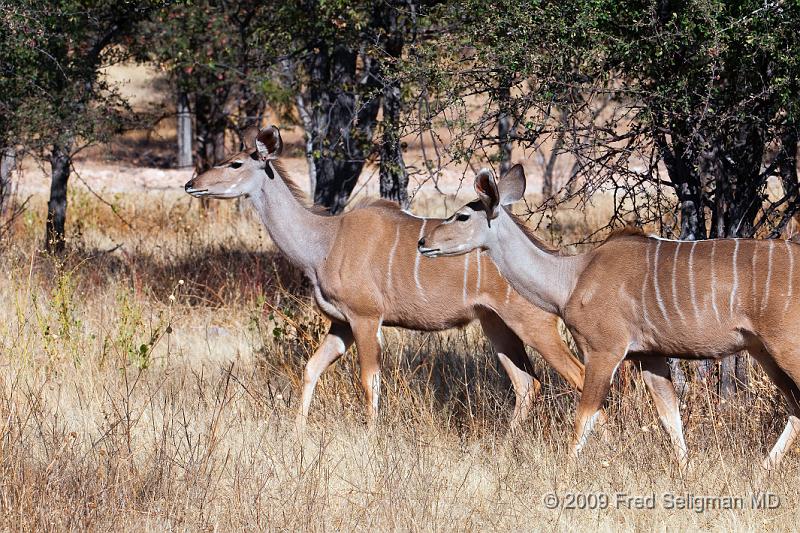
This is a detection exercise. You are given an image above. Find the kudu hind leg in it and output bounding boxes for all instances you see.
[478,312,541,432]
[637,358,688,470]
[750,346,800,470]
[515,312,585,393]
[296,322,354,434]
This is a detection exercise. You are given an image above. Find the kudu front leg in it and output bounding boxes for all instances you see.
[572,352,624,458]
[296,322,354,434]
[351,320,383,427]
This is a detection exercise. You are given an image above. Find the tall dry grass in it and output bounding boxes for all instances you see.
[0,188,797,531]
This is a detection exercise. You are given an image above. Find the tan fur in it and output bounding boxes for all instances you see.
[306,199,585,430]
[565,236,800,469]
[185,137,585,432]
[603,225,647,242]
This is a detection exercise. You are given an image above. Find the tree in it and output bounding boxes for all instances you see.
[2,0,156,252]
[271,0,420,213]
[275,1,382,213]
[143,1,294,176]
[0,1,42,219]
[377,0,412,208]
[143,1,418,213]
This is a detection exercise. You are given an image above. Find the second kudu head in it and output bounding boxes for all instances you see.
[418,164,526,257]
[184,126,283,199]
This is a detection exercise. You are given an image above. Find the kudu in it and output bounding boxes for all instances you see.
[419,164,800,470]
[184,126,585,431]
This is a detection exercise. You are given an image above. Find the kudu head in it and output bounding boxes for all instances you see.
[418,164,526,257]
[184,126,283,199]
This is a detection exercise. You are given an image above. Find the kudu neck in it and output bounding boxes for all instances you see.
[249,164,335,273]
[486,211,585,315]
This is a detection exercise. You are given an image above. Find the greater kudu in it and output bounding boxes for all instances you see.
[185,127,585,432]
[420,164,800,470]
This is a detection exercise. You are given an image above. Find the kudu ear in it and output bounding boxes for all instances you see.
[241,125,260,150]
[498,164,526,206]
[474,168,500,219]
[255,126,283,160]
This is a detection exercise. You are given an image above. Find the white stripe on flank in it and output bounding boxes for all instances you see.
[710,241,720,322]
[386,226,400,287]
[462,253,470,304]
[475,250,482,293]
[763,240,774,313]
[653,240,669,321]
[641,242,656,332]
[671,242,685,321]
[785,240,794,313]
[505,283,512,305]
[730,239,739,316]
[414,220,428,294]
[688,241,700,321]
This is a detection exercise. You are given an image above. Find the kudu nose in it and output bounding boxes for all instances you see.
[418,237,425,248]
[184,179,195,191]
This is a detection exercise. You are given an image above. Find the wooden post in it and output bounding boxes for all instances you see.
[177,91,193,168]
[0,147,16,217]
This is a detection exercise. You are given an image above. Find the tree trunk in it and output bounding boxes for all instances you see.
[194,90,228,174]
[176,91,193,168]
[378,0,408,207]
[497,85,513,176]
[296,93,317,195]
[775,126,799,236]
[0,147,16,218]
[778,127,798,197]
[379,81,408,207]
[279,55,318,196]
[308,43,381,213]
[542,107,568,199]
[46,139,73,253]
[237,89,264,132]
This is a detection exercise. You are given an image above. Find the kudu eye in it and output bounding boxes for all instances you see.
[230,161,243,169]
[455,213,470,222]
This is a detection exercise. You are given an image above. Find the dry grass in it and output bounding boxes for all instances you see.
[0,188,797,532]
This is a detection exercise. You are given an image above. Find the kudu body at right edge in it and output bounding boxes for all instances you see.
[420,163,800,470]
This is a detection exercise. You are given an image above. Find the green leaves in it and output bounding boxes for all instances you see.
[1,0,158,153]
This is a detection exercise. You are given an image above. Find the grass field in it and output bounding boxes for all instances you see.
[0,186,797,531]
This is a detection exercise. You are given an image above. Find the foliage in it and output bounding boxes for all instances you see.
[409,0,800,241]
[1,0,159,251]
[141,0,293,171]
[2,0,154,155]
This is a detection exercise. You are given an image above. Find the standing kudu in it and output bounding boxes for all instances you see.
[184,126,585,431]
[419,163,800,470]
